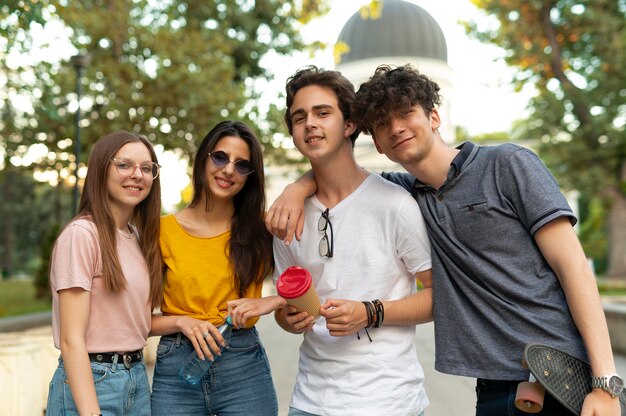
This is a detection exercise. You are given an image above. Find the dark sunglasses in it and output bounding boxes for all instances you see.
[208,151,254,176]
[318,208,333,258]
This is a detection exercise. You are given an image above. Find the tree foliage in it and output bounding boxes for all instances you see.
[465,0,626,277]
[27,0,329,157]
[0,0,331,278]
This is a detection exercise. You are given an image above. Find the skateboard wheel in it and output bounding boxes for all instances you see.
[515,381,545,413]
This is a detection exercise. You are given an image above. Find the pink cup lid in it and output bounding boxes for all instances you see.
[276,266,312,299]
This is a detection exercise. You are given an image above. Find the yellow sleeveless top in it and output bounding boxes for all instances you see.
[160,214,262,327]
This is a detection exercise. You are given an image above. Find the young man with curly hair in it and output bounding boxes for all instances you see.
[268,64,622,416]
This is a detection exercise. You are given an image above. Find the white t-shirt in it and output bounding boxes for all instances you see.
[273,174,432,416]
[50,218,151,352]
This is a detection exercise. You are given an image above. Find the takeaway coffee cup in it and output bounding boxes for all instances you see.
[276,266,321,319]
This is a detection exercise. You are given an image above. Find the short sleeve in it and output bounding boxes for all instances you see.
[272,236,294,285]
[497,148,576,235]
[394,194,432,274]
[50,221,100,292]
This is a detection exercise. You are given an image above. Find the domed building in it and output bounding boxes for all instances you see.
[334,0,455,171]
[266,1,455,201]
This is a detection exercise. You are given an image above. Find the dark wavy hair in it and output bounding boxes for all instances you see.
[353,64,442,137]
[76,131,163,308]
[284,65,360,144]
[190,120,273,296]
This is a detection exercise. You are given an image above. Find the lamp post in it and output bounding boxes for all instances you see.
[70,53,90,216]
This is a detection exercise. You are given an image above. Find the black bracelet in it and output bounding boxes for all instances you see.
[372,299,384,328]
[362,301,375,328]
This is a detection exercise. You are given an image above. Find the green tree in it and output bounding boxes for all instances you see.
[0,0,59,278]
[0,0,47,38]
[31,0,329,156]
[465,0,626,277]
[1,0,330,281]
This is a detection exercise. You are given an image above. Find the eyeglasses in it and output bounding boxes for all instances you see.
[208,151,254,176]
[110,158,160,179]
[318,208,333,258]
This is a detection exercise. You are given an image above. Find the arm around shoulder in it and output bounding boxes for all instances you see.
[265,170,317,244]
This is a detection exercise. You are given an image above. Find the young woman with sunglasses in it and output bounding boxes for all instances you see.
[150,120,278,415]
[47,131,163,416]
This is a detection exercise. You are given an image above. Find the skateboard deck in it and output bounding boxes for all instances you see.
[516,343,626,415]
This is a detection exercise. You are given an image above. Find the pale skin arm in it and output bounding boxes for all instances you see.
[226,296,287,328]
[535,217,620,416]
[58,288,101,416]
[150,314,226,361]
[265,170,316,244]
[321,269,433,336]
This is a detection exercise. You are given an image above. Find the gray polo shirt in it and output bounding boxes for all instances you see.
[383,142,587,380]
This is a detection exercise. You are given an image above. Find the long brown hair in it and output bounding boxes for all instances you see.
[190,121,273,296]
[77,131,163,307]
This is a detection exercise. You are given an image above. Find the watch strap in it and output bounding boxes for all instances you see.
[590,376,606,389]
[590,373,624,397]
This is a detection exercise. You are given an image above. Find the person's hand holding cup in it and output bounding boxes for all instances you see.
[276,266,321,320]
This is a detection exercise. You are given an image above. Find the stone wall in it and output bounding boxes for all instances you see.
[0,325,159,415]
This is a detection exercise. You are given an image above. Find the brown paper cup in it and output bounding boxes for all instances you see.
[276,266,321,319]
[285,285,321,319]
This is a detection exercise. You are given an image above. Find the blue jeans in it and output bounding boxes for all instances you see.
[46,356,150,415]
[475,378,570,416]
[151,327,278,416]
[288,407,425,416]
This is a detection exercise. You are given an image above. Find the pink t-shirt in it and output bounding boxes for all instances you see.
[50,218,151,352]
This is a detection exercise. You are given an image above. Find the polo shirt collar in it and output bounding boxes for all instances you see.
[413,141,476,191]
[450,141,475,176]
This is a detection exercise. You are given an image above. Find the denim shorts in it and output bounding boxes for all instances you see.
[151,326,278,416]
[46,356,150,415]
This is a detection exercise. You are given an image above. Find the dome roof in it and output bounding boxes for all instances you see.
[335,0,448,65]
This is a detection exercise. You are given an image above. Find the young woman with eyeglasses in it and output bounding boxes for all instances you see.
[46,131,162,416]
[150,120,278,415]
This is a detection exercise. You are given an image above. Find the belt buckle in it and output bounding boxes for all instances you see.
[122,353,132,369]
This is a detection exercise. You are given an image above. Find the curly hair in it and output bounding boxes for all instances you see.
[353,64,442,137]
[284,65,360,144]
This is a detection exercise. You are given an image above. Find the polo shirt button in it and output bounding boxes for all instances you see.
[437,195,443,201]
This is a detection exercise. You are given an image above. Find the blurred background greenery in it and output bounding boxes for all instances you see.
[1,0,625,315]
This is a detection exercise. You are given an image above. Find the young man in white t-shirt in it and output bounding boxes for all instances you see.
[266,65,624,416]
[269,66,433,416]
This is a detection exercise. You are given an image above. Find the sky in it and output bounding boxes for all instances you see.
[266,0,534,136]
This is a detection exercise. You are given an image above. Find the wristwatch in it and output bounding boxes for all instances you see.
[591,373,624,397]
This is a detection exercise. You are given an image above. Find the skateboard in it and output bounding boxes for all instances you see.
[514,343,626,415]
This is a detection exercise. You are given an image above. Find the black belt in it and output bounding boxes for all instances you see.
[88,349,143,369]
